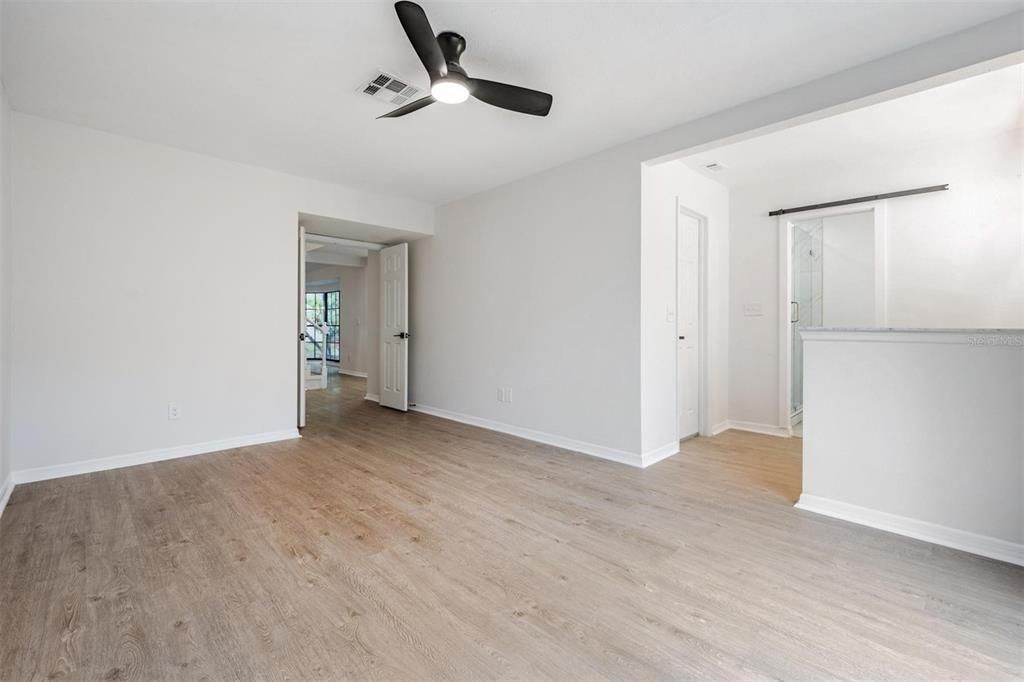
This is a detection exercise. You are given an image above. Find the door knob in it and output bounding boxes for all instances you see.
[393,332,410,339]
[678,336,685,340]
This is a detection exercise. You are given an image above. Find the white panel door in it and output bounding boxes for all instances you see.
[677,212,700,439]
[380,243,409,411]
[298,225,307,428]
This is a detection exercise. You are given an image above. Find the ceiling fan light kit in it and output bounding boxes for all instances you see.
[380,1,553,119]
[431,78,469,104]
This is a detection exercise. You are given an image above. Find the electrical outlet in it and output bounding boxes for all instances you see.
[496,388,513,403]
[168,403,180,420]
[505,388,512,404]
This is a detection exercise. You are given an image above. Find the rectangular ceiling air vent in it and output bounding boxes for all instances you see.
[359,71,423,106]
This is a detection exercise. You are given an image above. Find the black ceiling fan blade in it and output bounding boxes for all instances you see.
[394,1,447,80]
[377,95,436,119]
[468,79,553,117]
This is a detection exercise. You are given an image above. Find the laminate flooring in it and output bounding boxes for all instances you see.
[1,375,1020,680]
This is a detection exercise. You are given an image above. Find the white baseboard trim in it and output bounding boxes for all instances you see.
[364,393,380,403]
[711,421,730,436]
[410,403,644,467]
[796,494,1024,567]
[12,429,301,485]
[340,369,368,378]
[726,420,791,438]
[0,474,13,521]
[641,441,679,468]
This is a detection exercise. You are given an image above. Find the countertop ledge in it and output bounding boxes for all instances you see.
[802,327,1024,334]
[800,328,1024,345]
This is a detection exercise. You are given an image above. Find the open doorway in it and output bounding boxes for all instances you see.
[299,229,380,427]
[296,213,420,429]
[302,288,340,391]
[638,60,1020,519]
[666,61,1019,448]
[780,206,886,436]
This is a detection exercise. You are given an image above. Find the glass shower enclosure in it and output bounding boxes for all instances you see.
[790,218,823,421]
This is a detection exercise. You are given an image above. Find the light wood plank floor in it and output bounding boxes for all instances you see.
[1,375,1021,680]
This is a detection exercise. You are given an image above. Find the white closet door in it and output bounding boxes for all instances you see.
[678,213,700,439]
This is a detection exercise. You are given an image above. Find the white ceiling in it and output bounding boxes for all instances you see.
[680,63,1023,188]
[4,1,1019,205]
[305,241,368,267]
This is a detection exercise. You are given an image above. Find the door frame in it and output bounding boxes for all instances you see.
[379,242,409,411]
[676,201,711,439]
[298,224,307,428]
[776,201,888,433]
[297,222,392,423]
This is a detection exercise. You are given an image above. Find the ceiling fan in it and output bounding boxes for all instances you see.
[379,1,553,119]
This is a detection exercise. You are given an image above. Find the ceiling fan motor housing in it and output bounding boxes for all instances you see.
[436,31,468,82]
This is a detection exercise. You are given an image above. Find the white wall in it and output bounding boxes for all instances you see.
[7,113,432,477]
[730,128,1024,427]
[409,147,643,459]
[337,265,369,375]
[799,329,1023,564]
[407,19,1020,463]
[0,77,9,495]
[3,15,1018,475]
[306,263,370,375]
[885,130,1023,327]
[641,161,729,456]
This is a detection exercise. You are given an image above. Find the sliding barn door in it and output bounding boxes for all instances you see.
[380,243,409,411]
